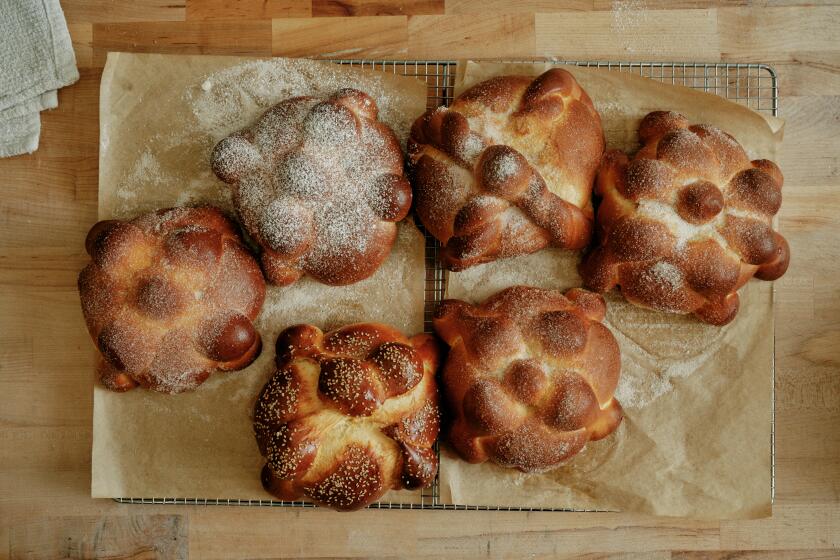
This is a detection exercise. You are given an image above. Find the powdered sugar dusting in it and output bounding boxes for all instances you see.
[215,91,402,276]
[107,58,422,221]
[636,198,729,250]
[642,261,683,291]
[486,150,520,183]
[186,59,417,147]
[257,221,424,342]
[461,133,485,162]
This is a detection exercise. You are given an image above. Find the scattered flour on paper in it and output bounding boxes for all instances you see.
[604,293,726,409]
[256,221,423,343]
[446,248,583,302]
[184,59,418,148]
[110,58,421,220]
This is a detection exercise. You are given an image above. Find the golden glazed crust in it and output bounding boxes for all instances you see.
[433,286,623,472]
[408,69,604,270]
[78,206,266,394]
[254,323,441,511]
[211,89,412,286]
[580,111,790,325]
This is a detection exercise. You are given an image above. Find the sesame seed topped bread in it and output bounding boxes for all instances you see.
[254,322,441,511]
[211,88,413,287]
[434,286,623,473]
[78,206,266,394]
[580,111,790,325]
[408,68,604,270]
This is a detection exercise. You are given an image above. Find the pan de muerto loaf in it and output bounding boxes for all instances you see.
[254,323,440,511]
[580,111,790,326]
[211,89,412,286]
[434,286,622,472]
[408,68,604,270]
[78,207,265,394]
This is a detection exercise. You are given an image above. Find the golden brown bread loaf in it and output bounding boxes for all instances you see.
[580,111,790,325]
[433,286,623,472]
[254,323,440,511]
[78,206,266,393]
[408,68,604,270]
[211,89,412,286]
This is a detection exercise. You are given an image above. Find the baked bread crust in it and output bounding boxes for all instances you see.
[78,206,265,393]
[433,286,623,472]
[254,323,440,511]
[581,111,790,325]
[408,68,604,270]
[211,89,412,286]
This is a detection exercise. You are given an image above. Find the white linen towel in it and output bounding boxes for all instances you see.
[0,0,79,157]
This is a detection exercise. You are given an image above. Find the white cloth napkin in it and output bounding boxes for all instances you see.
[0,0,79,157]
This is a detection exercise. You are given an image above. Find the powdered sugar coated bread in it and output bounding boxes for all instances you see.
[211,89,412,286]
[408,68,604,270]
[78,206,266,393]
[581,111,790,325]
[254,322,440,511]
[434,286,623,472]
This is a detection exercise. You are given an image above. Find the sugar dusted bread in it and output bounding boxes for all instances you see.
[408,68,604,270]
[254,322,440,511]
[434,286,623,472]
[580,111,790,325]
[211,89,412,286]
[78,206,265,393]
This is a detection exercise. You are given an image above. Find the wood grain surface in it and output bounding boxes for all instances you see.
[1,1,838,558]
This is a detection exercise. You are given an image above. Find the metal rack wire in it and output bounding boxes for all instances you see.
[115,59,778,511]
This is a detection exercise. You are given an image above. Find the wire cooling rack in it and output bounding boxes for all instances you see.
[115,60,778,511]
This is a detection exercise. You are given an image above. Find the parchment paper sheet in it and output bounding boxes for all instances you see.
[440,62,784,519]
[92,53,428,501]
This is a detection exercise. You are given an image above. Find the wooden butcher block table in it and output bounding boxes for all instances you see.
[0,1,838,558]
